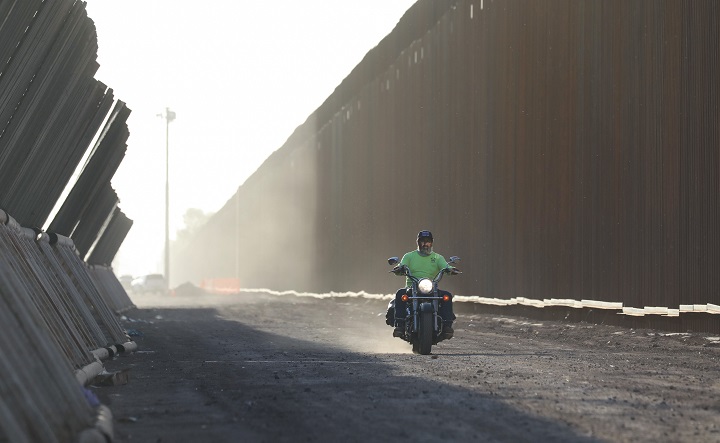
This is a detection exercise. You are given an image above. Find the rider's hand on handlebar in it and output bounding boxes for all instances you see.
[446,266,461,275]
[391,265,406,275]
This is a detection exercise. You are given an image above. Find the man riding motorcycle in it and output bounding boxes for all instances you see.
[391,230,457,339]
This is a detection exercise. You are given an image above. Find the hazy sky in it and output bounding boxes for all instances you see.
[83,1,416,277]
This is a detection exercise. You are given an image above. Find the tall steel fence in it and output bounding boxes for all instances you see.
[0,1,136,441]
[174,0,720,330]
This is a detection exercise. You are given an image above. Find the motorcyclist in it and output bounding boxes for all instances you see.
[391,230,457,339]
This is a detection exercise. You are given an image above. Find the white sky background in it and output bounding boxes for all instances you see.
[83,1,416,278]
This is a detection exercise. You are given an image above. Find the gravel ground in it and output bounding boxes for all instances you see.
[96,292,720,442]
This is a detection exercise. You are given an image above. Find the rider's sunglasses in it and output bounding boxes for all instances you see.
[419,238,433,244]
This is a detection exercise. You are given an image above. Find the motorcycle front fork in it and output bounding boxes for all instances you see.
[408,311,443,333]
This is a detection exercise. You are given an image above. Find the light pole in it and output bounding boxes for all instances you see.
[158,107,175,288]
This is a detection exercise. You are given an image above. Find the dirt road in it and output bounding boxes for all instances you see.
[97,292,720,442]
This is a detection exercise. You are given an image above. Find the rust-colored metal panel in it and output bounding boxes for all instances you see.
[175,0,720,332]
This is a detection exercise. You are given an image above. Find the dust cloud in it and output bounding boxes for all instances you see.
[171,115,322,292]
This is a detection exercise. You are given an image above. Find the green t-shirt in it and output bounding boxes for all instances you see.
[400,250,449,287]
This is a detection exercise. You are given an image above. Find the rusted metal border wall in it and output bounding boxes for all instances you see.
[176,1,720,329]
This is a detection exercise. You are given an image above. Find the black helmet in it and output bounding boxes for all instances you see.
[417,230,433,243]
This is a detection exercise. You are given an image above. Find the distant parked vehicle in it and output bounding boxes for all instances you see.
[131,274,167,295]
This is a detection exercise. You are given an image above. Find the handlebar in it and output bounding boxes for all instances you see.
[389,264,460,284]
[405,295,445,302]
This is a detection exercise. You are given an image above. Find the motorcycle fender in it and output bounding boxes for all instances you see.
[419,302,434,313]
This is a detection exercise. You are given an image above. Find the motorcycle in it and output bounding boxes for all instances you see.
[386,256,461,355]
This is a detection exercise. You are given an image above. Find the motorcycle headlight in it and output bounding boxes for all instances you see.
[418,278,433,294]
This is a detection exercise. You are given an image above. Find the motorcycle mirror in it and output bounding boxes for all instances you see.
[449,256,461,263]
[388,257,399,266]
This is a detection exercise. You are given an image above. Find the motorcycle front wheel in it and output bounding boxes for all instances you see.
[417,311,433,355]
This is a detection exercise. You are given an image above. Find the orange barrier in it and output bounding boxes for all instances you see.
[200,278,241,294]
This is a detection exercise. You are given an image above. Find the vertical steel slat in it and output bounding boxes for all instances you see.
[0,246,94,442]
[0,220,97,367]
